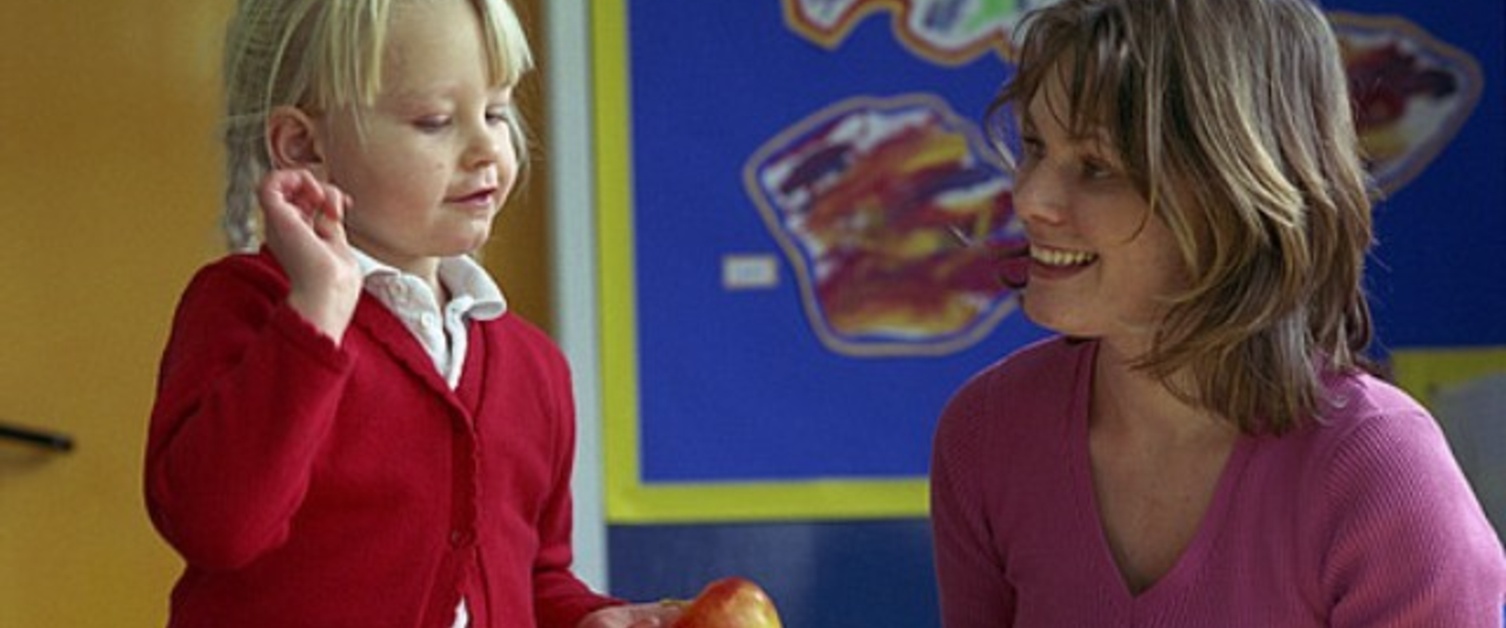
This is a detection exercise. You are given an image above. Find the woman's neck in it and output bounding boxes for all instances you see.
[1090,338,1232,444]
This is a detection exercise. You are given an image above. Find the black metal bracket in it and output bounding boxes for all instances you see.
[0,421,75,452]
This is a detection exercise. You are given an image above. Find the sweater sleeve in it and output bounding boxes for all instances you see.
[931,374,1017,628]
[1319,398,1506,627]
[528,335,624,627]
[145,257,353,570]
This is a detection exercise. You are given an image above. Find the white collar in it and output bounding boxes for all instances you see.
[350,249,507,321]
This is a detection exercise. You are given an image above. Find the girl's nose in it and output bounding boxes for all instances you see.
[462,121,504,169]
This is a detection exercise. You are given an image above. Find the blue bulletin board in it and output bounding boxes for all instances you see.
[594,0,1503,524]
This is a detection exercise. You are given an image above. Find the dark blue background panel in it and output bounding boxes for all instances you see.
[604,0,1504,626]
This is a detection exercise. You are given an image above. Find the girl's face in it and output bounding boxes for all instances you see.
[316,0,517,276]
[1012,71,1187,345]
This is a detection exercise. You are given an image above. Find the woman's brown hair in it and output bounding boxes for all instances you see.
[990,0,1376,433]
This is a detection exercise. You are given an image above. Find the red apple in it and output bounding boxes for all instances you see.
[671,577,783,628]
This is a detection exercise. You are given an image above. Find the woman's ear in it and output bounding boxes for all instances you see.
[266,106,326,173]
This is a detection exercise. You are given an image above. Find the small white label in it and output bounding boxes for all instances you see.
[722,254,779,290]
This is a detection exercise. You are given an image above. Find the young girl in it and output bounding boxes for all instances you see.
[146,0,680,626]
[929,0,1506,625]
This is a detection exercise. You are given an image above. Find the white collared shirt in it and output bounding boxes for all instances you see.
[351,249,506,389]
[350,249,505,628]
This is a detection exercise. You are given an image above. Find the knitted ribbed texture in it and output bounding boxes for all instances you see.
[931,337,1506,627]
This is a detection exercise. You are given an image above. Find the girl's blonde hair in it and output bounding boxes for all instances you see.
[990,0,1375,433]
[220,0,534,251]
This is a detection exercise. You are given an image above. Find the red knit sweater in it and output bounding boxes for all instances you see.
[146,251,620,627]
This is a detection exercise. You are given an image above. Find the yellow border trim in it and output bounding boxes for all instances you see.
[594,0,929,523]
[1391,346,1506,408]
[609,479,931,524]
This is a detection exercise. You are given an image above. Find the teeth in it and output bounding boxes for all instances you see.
[1032,247,1097,267]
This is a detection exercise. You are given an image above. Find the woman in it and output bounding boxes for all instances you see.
[928,0,1506,625]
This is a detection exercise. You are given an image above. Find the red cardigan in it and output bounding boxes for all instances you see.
[146,251,620,627]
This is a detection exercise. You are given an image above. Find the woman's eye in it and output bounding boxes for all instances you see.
[485,108,511,126]
[1019,136,1045,163]
[1081,157,1115,180]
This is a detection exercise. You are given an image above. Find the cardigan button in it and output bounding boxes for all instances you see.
[450,529,472,547]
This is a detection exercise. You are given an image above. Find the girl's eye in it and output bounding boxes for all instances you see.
[414,116,451,132]
[487,97,517,124]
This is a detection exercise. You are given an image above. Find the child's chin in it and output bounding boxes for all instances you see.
[450,231,493,256]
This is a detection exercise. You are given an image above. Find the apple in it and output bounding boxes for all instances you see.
[671,577,783,628]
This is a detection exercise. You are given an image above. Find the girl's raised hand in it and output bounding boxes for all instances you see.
[258,169,363,343]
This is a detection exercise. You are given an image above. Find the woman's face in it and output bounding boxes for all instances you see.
[1011,70,1187,344]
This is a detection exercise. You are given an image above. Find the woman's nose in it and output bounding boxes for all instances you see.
[1012,166,1067,225]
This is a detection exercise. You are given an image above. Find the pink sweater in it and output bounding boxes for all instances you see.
[931,337,1506,627]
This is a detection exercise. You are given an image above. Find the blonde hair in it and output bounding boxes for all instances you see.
[990,0,1375,433]
[220,0,534,251]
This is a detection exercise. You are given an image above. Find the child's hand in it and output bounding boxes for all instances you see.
[577,601,683,628]
[258,169,362,342]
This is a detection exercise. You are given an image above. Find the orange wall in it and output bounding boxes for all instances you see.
[0,0,550,625]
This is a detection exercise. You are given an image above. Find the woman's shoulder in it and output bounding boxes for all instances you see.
[936,335,1089,441]
[1309,370,1436,446]
[1293,369,1473,508]
[1291,370,1506,615]
[952,335,1090,401]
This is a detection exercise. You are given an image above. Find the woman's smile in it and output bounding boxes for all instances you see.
[1028,244,1099,280]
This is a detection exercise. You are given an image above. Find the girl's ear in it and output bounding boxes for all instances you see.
[266,106,326,173]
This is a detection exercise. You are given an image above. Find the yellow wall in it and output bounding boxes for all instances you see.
[0,0,551,625]
[0,2,228,625]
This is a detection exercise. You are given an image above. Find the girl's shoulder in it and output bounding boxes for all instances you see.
[183,249,289,294]
[169,250,290,320]
[475,310,571,376]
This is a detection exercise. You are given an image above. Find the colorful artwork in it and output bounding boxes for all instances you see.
[744,95,1022,356]
[754,3,1485,360]
[1332,13,1484,194]
[783,0,1034,65]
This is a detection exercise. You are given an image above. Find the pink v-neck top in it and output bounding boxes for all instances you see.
[931,337,1506,627]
